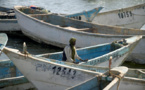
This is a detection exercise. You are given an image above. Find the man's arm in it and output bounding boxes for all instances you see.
[74,47,88,62]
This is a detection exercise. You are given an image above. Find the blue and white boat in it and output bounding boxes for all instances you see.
[14,6,145,64]
[65,7,103,22]
[1,35,144,89]
[3,47,129,90]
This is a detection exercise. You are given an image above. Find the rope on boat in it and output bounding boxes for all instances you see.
[108,56,122,90]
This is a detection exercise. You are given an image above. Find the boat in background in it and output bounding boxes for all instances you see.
[0,60,23,79]
[0,7,20,31]
[0,6,50,32]
[66,3,145,29]
[65,7,103,22]
[14,6,145,64]
[3,47,128,90]
[0,33,8,53]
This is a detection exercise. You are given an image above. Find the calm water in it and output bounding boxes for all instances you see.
[0,0,145,69]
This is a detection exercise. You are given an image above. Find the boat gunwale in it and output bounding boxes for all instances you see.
[14,6,145,38]
[3,47,103,75]
[99,3,145,14]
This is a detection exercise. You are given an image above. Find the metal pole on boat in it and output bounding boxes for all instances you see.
[22,42,29,56]
[109,56,112,75]
[23,42,27,54]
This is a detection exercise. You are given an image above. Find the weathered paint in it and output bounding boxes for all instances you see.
[35,36,141,68]
[0,8,21,31]
[3,47,128,90]
[1,58,145,89]
[89,3,145,29]
[0,76,35,90]
[14,6,145,63]
[65,7,103,22]
[0,60,23,79]
[0,19,20,31]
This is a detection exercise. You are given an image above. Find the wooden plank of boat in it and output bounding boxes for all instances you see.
[66,3,145,29]
[3,47,129,90]
[14,6,145,64]
[0,33,8,53]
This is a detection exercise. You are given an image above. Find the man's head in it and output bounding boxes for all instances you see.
[69,37,76,46]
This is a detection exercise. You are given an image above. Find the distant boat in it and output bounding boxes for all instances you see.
[3,47,129,90]
[65,7,103,22]
[14,6,145,64]
[0,7,20,31]
[66,3,145,29]
[0,33,8,53]
[0,6,50,31]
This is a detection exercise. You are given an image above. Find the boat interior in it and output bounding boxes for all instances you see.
[37,40,126,63]
[19,7,145,35]
[0,8,15,19]
[31,14,145,35]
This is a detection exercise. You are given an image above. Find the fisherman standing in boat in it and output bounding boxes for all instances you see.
[62,37,88,64]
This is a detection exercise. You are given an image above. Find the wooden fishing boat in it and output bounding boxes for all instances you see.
[34,36,141,68]
[0,60,23,79]
[0,7,20,31]
[65,7,103,22]
[66,3,145,29]
[0,33,8,53]
[0,58,145,90]
[0,76,35,90]
[0,59,35,90]
[0,6,50,31]
[14,6,145,64]
[3,47,128,90]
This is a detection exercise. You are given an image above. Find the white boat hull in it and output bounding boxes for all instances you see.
[87,3,145,29]
[14,6,144,64]
[3,47,129,90]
